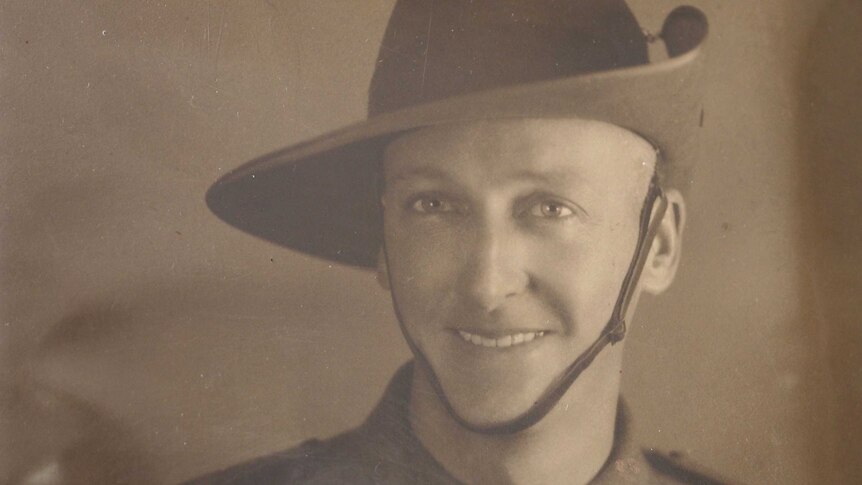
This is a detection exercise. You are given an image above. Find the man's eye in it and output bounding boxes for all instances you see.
[530,200,574,218]
[410,196,454,213]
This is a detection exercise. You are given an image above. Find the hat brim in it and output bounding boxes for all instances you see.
[207,39,706,270]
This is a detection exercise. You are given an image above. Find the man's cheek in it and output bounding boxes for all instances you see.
[403,275,459,326]
[405,265,458,314]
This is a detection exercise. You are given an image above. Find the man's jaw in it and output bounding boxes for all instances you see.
[393,299,612,435]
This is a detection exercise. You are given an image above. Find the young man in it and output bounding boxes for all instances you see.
[195,1,727,483]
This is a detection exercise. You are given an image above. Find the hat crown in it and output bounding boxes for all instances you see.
[369,0,648,116]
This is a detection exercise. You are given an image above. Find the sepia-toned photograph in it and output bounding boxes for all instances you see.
[2,1,860,484]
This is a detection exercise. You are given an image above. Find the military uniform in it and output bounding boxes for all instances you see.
[187,364,733,485]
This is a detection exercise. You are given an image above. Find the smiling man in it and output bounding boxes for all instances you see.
[378,119,673,484]
[195,1,723,484]
[380,120,664,433]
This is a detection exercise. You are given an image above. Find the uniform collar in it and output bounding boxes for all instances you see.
[358,361,638,484]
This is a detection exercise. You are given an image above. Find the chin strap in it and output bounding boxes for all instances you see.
[608,177,668,344]
[384,175,669,435]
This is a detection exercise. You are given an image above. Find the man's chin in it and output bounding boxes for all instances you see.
[444,401,539,430]
[409,340,569,431]
[431,372,557,430]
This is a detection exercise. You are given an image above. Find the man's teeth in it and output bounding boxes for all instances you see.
[457,330,546,348]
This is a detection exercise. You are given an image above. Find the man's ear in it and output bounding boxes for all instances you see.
[640,189,686,295]
[376,247,391,290]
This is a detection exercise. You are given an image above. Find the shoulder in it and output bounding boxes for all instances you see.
[635,448,741,485]
[183,431,381,485]
[598,402,740,484]
[184,364,456,485]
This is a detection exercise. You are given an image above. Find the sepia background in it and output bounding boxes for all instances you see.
[1,1,860,483]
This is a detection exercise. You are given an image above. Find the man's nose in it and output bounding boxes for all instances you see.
[461,221,529,313]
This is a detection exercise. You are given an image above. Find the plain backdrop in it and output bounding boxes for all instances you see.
[1,1,859,484]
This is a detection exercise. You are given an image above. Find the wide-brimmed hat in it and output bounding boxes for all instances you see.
[207,0,709,269]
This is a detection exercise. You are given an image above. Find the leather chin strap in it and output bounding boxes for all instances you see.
[383,176,669,435]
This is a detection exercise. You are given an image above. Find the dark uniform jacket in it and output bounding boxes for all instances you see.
[187,363,733,484]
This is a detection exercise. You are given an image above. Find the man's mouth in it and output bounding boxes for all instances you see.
[456,329,547,348]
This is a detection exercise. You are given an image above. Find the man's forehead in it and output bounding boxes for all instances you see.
[383,118,658,184]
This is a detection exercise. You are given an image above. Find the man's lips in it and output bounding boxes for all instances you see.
[454,329,548,348]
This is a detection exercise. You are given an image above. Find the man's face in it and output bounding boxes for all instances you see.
[380,118,657,427]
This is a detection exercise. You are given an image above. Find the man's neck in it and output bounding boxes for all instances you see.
[408,347,624,485]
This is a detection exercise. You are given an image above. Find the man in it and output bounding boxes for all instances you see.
[194,1,728,483]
